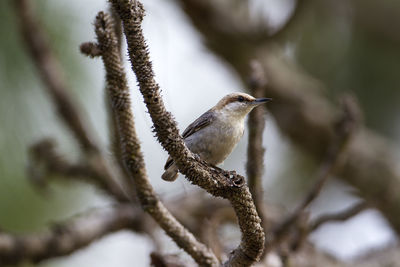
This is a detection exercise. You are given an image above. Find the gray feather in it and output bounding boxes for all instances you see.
[164,110,215,170]
[182,109,216,138]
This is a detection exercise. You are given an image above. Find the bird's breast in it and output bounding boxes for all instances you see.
[184,118,244,165]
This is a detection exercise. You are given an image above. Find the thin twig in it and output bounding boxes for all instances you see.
[28,139,129,201]
[110,1,265,266]
[310,202,368,232]
[0,205,145,265]
[200,206,236,260]
[87,11,220,266]
[14,0,96,153]
[14,0,132,202]
[288,202,368,252]
[246,60,268,228]
[267,94,362,251]
[177,0,400,237]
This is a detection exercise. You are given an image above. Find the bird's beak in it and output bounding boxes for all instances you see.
[252,97,272,105]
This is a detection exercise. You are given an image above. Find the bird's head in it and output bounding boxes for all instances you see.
[214,92,271,118]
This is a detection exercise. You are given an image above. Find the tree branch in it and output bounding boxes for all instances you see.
[0,205,146,265]
[246,61,268,229]
[27,139,129,202]
[85,11,220,266]
[109,1,265,265]
[259,50,400,236]
[178,0,400,236]
[310,201,368,232]
[150,252,188,267]
[287,202,369,253]
[267,94,361,251]
[14,0,96,153]
[14,0,133,202]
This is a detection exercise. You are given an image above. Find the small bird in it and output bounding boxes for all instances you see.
[162,92,271,181]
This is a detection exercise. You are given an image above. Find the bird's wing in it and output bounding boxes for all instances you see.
[182,109,216,138]
[164,109,215,170]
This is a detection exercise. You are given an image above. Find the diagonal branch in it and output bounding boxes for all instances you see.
[85,11,219,266]
[110,1,265,266]
[14,0,133,202]
[0,205,146,265]
[14,0,96,153]
[28,139,129,201]
[310,201,368,232]
[177,0,400,236]
[267,94,361,251]
[150,252,188,267]
[287,201,369,252]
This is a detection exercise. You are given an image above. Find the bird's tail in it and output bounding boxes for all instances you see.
[161,162,179,182]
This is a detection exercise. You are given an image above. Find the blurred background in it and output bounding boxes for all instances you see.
[1,0,400,266]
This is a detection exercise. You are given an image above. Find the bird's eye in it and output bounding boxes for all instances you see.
[237,96,245,102]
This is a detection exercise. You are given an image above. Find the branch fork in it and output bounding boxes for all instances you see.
[107,0,265,265]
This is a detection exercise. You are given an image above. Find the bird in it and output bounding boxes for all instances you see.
[162,92,272,182]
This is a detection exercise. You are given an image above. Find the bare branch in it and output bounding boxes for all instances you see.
[109,1,265,265]
[267,94,361,251]
[178,0,400,235]
[14,0,134,202]
[80,42,102,58]
[81,4,133,199]
[109,4,124,54]
[287,202,369,253]
[87,11,220,266]
[246,60,268,227]
[150,252,189,267]
[105,4,127,179]
[28,139,129,202]
[0,205,146,265]
[258,51,400,236]
[14,0,97,153]
[310,202,368,232]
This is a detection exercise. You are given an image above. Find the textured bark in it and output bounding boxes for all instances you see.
[178,0,400,235]
[110,1,265,265]
[92,11,219,266]
[6,0,400,266]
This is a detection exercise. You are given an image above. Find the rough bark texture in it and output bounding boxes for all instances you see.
[92,11,220,266]
[178,0,400,235]
[6,0,400,266]
[109,1,265,265]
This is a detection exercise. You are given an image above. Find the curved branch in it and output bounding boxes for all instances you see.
[0,205,145,265]
[267,94,361,252]
[28,139,129,201]
[14,0,96,153]
[87,11,219,266]
[178,0,400,237]
[14,0,133,202]
[310,202,368,232]
[110,1,265,266]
